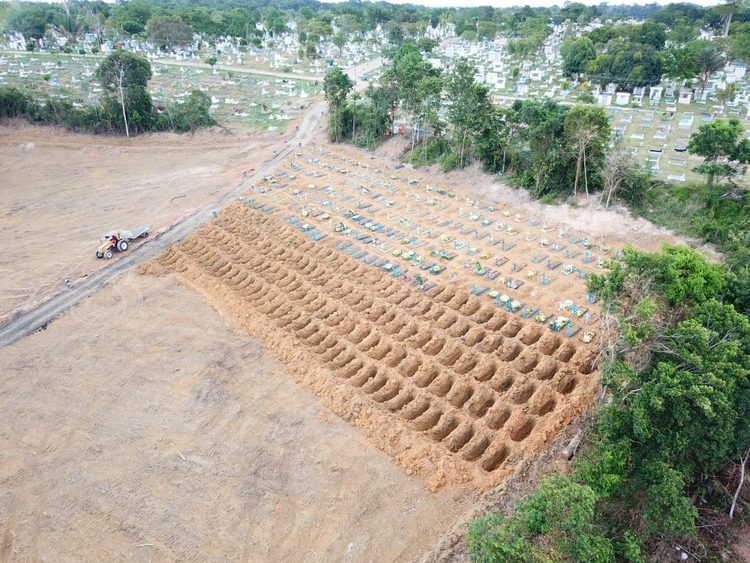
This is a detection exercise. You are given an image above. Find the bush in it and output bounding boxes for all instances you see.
[403,137,450,168]
[156,90,215,133]
[439,151,458,172]
[63,46,72,54]
[0,86,36,118]
[468,474,614,563]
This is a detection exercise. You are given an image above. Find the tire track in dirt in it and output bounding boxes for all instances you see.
[0,102,325,349]
[141,205,600,491]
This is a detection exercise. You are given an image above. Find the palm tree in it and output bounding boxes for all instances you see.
[697,46,725,99]
[716,0,747,37]
[55,16,86,46]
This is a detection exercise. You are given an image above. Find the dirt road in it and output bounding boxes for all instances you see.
[0,101,324,349]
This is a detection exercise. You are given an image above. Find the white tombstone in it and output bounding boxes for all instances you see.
[615,92,631,105]
[678,91,692,104]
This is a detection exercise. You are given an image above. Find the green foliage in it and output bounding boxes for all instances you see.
[323,66,354,142]
[0,52,212,137]
[688,118,750,186]
[402,137,450,168]
[95,51,152,92]
[156,90,216,133]
[587,40,663,89]
[417,37,439,55]
[146,15,193,50]
[445,58,492,168]
[562,36,596,78]
[468,474,614,563]
[439,151,458,172]
[577,244,750,544]
[7,4,51,40]
[630,21,667,50]
[564,104,611,197]
[0,86,34,118]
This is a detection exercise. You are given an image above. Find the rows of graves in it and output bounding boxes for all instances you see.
[0,53,320,129]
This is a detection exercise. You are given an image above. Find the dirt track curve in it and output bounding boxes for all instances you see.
[0,101,325,349]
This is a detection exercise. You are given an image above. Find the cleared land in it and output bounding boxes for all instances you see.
[0,117,686,562]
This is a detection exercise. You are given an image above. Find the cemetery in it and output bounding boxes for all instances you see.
[2,2,750,562]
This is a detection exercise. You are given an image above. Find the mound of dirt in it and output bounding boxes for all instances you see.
[143,202,599,491]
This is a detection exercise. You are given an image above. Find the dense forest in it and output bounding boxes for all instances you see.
[3,1,750,559]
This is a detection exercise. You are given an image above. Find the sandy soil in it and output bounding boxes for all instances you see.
[0,272,475,562]
[143,198,600,492]
[0,121,289,326]
[0,116,724,563]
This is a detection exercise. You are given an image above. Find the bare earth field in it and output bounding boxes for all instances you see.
[0,272,473,562]
[0,121,287,326]
[0,119,691,562]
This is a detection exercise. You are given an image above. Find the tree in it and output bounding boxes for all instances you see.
[264,7,286,36]
[731,23,750,61]
[158,90,215,133]
[562,37,596,79]
[332,33,346,56]
[511,99,576,198]
[564,104,610,197]
[385,44,441,150]
[417,37,438,56]
[204,56,217,69]
[95,51,153,138]
[111,0,151,37]
[716,0,748,37]
[6,4,50,40]
[716,81,738,105]
[445,58,492,168]
[468,474,614,563]
[697,44,725,99]
[601,140,649,208]
[689,118,750,186]
[661,41,703,81]
[147,16,193,51]
[587,40,662,89]
[667,19,698,45]
[630,20,667,50]
[323,66,353,142]
[580,245,750,539]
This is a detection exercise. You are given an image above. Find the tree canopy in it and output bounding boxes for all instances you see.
[688,118,750,186]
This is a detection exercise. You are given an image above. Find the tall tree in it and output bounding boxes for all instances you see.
[697,44,725,99]
[716,0,748,37]
[95,51,153,138]
[562,37,596,80]
[332,33,346,56]
[688,118,750,186]
[323,66,353,142]
[147,16,193,51]
[564,104,610,198]
[445,58,492,167]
